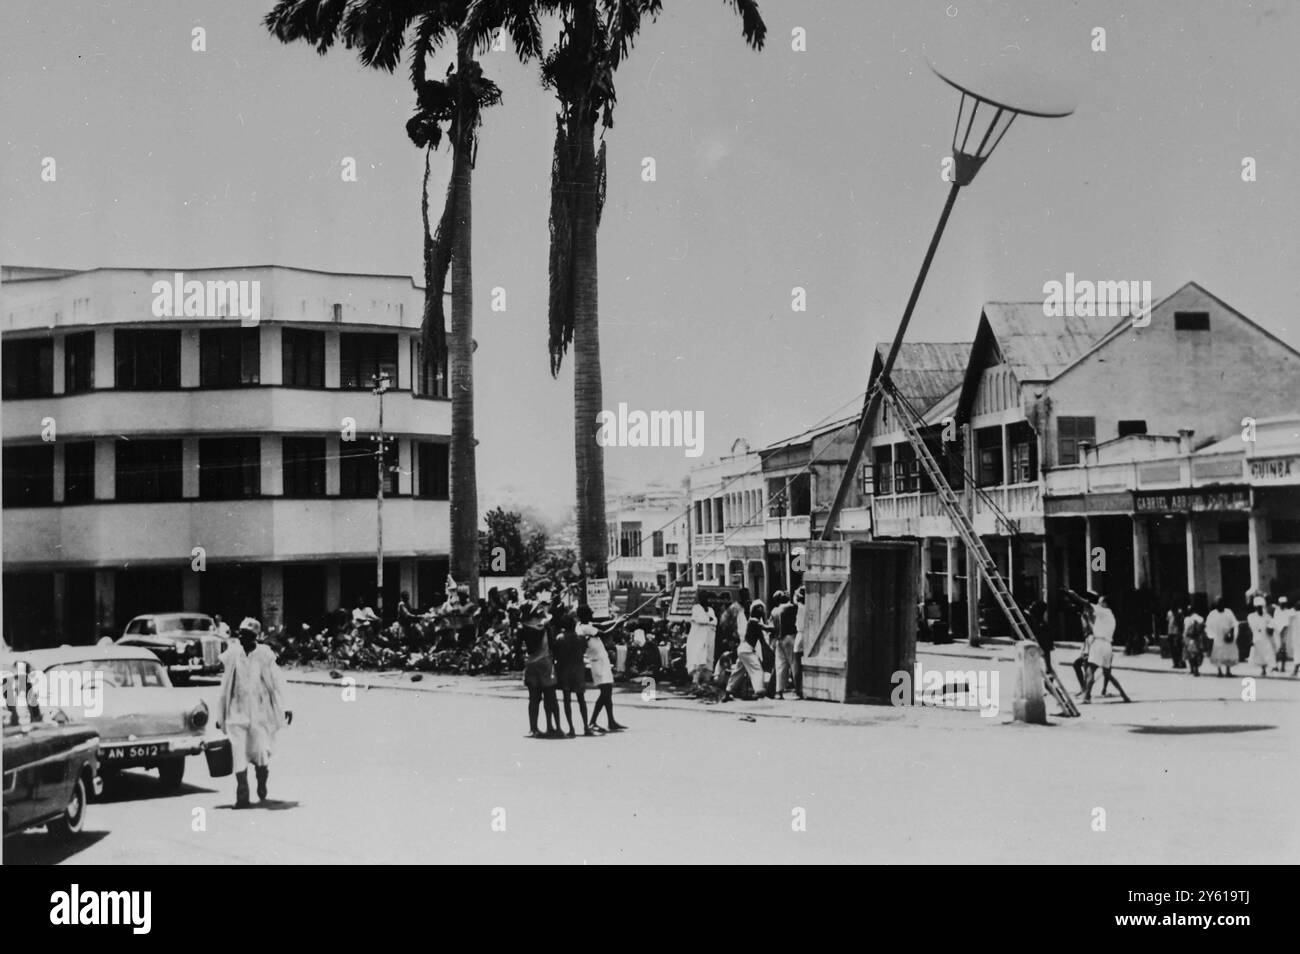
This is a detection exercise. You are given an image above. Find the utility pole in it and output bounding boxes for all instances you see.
[373,371,391,619]
[964,423,981,647]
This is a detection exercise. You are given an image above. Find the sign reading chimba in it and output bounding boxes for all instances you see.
[1134,487,1249,513]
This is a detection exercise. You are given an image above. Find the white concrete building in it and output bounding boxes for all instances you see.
[1,265,451,648]
[605,486,690,592]
[687,439,768,597]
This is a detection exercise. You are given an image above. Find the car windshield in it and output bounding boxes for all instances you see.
[47,658,169,688]
[157,616,213,632]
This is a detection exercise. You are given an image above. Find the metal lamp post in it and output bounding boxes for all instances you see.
[822,62,1075,540]
[373,371,391,618]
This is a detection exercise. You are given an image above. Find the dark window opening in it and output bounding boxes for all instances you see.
[1007,421,1039,484]
[340,439,397,497]
[199,437,260,499]
[1118,420,1148,438]
[64,331,95,394]
[282,437,326,497]
[64,441,96,503]
[200,328,260,388]
[115,439,183,502]
[873,445,894,496]
[3,338,54,398]
[2,445,54,506]
[115,330,181,390]
[416,441,449,500]
[1217,519,1248,545]
[281,328,325,388]
[767,472,811,517]
[976,426,1004,487]
[1268,519,1300,544]
[339,333,398,390]
[1174,311,1210,331]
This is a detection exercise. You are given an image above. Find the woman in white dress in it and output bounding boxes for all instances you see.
[1247,603,1276,676]
[686,592,717,685]
[1205,598,1239,677]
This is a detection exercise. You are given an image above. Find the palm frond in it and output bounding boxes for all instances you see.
[264,0,352,53]
[340,0,421,71]
[723,0,767,50]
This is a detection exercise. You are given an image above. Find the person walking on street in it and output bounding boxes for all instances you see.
[1182,603,1205,676]
[1166,604,1185,669]
[216,618,292,808]
[1273,596,1297,673]
[1206,597,1239,677]
[687,591,717,686]
[1082,597,1129,703]
[1247,601,1276,677]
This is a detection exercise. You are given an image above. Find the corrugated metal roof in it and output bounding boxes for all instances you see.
[982,303,1121,381]
[875,341,969,412]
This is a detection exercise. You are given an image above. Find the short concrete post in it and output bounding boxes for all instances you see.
[1013,641,1047,725]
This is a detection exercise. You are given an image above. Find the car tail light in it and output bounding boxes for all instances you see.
[190,702,209,730]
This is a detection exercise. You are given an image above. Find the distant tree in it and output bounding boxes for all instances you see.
[481,506,550,575]
[521,547,580,596]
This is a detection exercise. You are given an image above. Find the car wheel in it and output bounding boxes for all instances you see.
[157,759,185,791]
[48,775,87,839]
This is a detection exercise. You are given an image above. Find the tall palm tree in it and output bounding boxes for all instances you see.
[265,0,541,600]
[519,0,765,590]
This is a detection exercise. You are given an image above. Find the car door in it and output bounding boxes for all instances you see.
[3,721,44,831]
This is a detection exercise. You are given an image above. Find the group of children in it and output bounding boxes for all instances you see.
[519,601,626,739]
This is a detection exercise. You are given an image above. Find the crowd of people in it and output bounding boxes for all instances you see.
[1165,592,1299,679]
[685,586,807,702]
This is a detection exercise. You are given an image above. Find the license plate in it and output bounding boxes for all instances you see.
[102,743,169,761]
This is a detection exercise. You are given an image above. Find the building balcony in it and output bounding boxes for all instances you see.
[2,386,449,442]
[2,496,450,569]
[764,514,811,540]
[1042,452,1246,500]
[871,483,1044,538]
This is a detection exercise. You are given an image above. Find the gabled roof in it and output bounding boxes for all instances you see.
[981,303,1122,381]
[871,341,969,413]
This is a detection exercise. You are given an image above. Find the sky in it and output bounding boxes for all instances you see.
[4,0,1298,525]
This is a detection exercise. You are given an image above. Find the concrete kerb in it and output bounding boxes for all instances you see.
[282,668,1091,731]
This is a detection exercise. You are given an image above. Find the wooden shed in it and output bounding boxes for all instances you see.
[801,539,919,704]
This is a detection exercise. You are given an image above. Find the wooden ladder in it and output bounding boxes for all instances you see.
[880,378,1080,717]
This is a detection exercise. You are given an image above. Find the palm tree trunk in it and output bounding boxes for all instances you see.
[571,115,607,583]
[448,55,479,598]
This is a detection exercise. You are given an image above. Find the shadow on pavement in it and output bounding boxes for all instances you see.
[3,830,109,865]
[215,800,300,811]
[1126,724,1276,735]
[98,769,217,803]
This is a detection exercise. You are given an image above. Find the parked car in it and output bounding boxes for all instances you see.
[7,645,212,792]
[3,680,101,839]
[117,613,228,684]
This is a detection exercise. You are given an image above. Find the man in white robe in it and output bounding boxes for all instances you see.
[217,618,292,807]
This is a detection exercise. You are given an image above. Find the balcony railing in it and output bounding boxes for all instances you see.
[872,482,1043,538]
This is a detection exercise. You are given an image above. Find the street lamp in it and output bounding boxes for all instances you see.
[373,371,391,618]
[822,59,1075,538]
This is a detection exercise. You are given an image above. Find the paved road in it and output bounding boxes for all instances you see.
[5,650,1297,864]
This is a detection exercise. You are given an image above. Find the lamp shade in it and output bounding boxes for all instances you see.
[930,59,1076,186]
